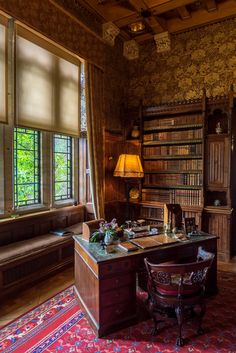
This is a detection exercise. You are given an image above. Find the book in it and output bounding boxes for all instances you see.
[130,235,179,249]
[50,229,74,236]
[117,241,139,252]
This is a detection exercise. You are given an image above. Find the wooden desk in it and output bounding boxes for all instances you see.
[74,234,217,337]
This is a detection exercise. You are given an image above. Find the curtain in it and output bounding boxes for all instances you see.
[85,62,105,219]
[0,19,7,124]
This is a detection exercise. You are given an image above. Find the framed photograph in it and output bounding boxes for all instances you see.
[184,217,196,235]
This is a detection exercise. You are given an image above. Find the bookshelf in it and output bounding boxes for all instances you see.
[203,93,236,262]
[140,99,204,228]
[123,92,236,262]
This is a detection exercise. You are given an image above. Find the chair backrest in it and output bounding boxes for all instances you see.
[164,204,182,230]
[144,247,215,297]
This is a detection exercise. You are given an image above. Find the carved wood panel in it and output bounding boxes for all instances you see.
[205,212,230,262]
[206,136,229,188]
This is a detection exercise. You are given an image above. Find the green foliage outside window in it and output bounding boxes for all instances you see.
[14,128,41,207]
[53,134,72,201]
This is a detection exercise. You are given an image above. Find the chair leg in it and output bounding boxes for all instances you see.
[175,306,184,347]
[194,302,206,335]
[151,312,164,335]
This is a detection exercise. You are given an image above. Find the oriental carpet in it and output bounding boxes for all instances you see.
[0,271,236,353]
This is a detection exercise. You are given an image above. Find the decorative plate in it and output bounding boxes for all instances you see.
[129,187,140,200]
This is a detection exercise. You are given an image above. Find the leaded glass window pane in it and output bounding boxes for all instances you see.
[14,128,41,207]
[53,134,72,201]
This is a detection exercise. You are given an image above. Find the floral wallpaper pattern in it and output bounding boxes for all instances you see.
[127,18,236,108]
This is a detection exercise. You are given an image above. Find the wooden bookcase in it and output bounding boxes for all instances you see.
[203,93,236,262]
[140,99,205,229]
[124,91,236,262]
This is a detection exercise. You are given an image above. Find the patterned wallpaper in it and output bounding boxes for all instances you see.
[127,18,236,108]
[0,0,126,132]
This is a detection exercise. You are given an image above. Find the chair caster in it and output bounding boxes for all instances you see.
[176,337,184,347]
[197,327,204,335]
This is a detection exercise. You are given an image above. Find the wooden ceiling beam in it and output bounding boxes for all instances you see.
[144,15,167,32]
[128,0,166,33]
[114,13,141,27]
[204,0,217,12]
[151,0,197,15]
[177,5,191,20]
[167,0,236,33]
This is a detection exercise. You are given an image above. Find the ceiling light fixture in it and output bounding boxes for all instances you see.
[128,21,145,33]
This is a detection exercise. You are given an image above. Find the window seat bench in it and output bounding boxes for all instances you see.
[0,206,85,299]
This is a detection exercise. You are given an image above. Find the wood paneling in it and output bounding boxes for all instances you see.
[204,210,231,262]
[206,136,229,188]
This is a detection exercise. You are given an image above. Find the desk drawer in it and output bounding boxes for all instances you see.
[101,273,135,292]
[101,301,136,324]
[101,285,136,308]
[100,258,134,277]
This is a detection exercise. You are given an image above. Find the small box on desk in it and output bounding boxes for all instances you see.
[82,219,104,241]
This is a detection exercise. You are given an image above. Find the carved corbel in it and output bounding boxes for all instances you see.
[154,31,171,53]
[102,22,120,46]
[123,40,139,60]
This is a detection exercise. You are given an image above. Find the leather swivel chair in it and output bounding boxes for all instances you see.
[144,247,215,346]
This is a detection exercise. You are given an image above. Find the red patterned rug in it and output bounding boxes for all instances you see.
[1,271,236,353]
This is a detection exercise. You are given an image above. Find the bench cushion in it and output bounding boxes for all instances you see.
[0,223,82,266]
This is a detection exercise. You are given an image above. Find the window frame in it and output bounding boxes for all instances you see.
[0,15,87,218]
[13,127,41,209]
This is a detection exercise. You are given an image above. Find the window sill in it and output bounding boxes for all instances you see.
[53,199,77,208]
[0,203,84,223]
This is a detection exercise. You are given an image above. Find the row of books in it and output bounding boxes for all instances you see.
[143,144,202,157]
[144,173,203,186]
[142,188,202,206]
[144,114,202,129]
[144,159,203,172]
[143,129,203,142]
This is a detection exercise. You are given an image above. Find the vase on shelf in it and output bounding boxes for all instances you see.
[216,122,222,134]
[131,125,140,139]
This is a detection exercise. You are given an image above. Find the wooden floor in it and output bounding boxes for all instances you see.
[1,261,236,329]
[0,266,74,329]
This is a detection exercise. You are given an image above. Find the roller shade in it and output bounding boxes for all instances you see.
[15,25,80,136]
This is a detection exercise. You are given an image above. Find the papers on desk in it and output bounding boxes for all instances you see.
[130,235,180,249]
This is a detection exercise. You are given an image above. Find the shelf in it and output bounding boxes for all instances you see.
[141,217,163,221]
[143,155,202,160]
[143,139,202,146]
[207,133,229,138]
[144,170,202,174]
[144,123,203,133]
[143,185,202,190]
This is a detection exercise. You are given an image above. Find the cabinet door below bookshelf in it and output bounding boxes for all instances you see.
[204,209,231,262]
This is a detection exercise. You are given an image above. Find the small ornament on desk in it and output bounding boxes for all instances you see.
[216,122,222,134]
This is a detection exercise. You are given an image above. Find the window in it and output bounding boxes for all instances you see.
[14,128,41,207]
[0,16,88,217]
[53,134,73,201]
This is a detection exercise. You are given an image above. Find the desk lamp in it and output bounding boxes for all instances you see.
[114,154,144,217]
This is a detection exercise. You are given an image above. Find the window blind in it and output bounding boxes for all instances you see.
[0,16,7,124]
[15,25,80,136]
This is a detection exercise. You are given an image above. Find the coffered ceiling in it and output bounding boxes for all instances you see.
[78,0,236,42]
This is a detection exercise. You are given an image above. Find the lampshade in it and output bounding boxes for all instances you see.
[113,154,144,178]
